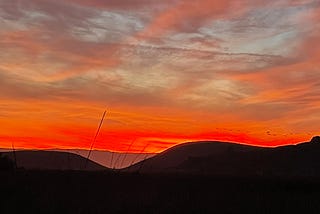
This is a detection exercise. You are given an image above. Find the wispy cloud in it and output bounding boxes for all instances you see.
[0,0,319,152]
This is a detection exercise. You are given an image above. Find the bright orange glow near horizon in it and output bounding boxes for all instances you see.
[0,0,319,153]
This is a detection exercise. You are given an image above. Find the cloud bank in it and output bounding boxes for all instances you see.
[0,0,319,152]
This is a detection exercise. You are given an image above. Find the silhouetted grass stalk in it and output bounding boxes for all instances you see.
[84,110,107,169]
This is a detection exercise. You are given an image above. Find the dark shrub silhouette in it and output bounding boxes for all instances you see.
[0,153,14,171]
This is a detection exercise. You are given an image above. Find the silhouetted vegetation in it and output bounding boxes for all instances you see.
[0,153,14,171]
[1,171,320,213]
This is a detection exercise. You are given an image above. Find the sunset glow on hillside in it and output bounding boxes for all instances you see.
[0,0,319,153]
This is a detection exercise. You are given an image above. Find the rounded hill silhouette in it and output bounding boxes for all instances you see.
[2,150,107,171]
[310,136,320,144]
[127,136,320,177]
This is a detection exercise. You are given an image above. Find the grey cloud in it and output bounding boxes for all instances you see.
[0,70,176,109]
[66,0,175,11]
[0,71,77,100]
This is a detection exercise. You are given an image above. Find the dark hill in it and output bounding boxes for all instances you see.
[3,150,107,171]
[127,136,320,177]
[127,141,264,171]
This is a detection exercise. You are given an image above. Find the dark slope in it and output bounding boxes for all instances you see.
[126,141,265,173]
[127,136,320,177]
[60,149,155,169]
[3,150,107,171]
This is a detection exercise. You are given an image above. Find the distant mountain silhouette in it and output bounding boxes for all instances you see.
[3,151,107,171]
[62,149,155,169]
[127,136,320,177]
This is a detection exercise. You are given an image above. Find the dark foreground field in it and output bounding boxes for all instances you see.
[1,171,320,214]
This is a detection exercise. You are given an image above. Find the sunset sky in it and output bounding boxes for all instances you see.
[0,0,319,153]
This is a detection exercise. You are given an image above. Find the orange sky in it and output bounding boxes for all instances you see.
[0,0,319,153]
